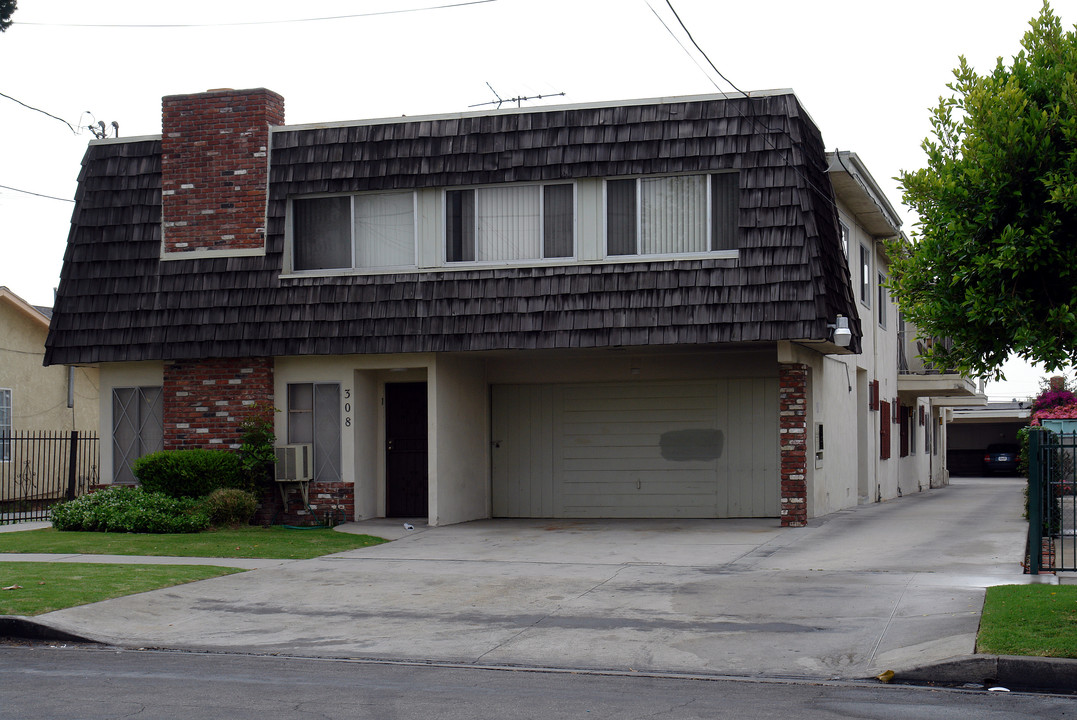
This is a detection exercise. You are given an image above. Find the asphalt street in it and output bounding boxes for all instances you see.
[1,645,1072,720]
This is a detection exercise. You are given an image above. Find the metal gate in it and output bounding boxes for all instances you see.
[0,431,99,524]
[1027,428,1077,573]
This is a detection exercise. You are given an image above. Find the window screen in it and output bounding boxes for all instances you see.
[293,196,352,270]
[447,184,573,262]
[607,173,738,256]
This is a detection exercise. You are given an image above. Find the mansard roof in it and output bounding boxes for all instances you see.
[45,91,861,365]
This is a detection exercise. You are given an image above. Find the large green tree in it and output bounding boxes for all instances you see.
[0,0,15,32]
[890,2,1077,379]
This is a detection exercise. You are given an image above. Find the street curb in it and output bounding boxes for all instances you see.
[0,616,102,645]
[6,614,1075,693]
[895,654,1077,692]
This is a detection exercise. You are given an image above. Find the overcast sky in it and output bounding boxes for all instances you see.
[0,0,1070,399]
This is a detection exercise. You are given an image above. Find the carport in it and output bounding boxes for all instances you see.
[948,402,1030,476]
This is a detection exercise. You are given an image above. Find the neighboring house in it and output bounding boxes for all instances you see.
[1,286,99,500]
[44,87,972,527]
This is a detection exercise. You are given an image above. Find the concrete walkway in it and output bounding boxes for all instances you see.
[0,477,1057,682]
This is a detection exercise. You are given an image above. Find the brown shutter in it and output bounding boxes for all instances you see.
[879,399,891,460]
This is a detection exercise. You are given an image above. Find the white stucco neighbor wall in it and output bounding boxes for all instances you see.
[2,298,99,434]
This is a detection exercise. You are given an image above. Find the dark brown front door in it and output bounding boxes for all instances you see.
[385,382,428,518]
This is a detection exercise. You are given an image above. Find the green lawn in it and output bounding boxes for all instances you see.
[977,584,1077,658]
[0,526,386,559]
[0,562,243,616]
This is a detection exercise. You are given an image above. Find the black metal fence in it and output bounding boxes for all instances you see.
[1027,428,1077,573]
[0,431,99,524]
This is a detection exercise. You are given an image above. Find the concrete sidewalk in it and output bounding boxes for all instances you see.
[1,477,1069,687]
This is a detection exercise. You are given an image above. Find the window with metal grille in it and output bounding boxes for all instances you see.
[112,387,163,484]
[287,383,341,483]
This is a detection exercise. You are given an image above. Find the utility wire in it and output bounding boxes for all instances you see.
[0,184,74,203]
[647,0,841,216]
[0,91,77,134]
[14,0,495,28]
[662,0,748,98]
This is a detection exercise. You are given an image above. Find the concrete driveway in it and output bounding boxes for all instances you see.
[31,477,1037,679]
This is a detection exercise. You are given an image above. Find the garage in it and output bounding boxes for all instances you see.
[491,379,779,518]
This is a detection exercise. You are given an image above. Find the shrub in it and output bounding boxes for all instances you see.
[133,449,244,499]
[201,488,260,527]
[51,486,209,533]
[239,404,278,492]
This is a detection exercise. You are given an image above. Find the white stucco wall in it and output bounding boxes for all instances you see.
[811,354,860,516]
[429,354,489,526]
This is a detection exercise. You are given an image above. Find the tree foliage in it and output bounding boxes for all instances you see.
[889,2,1077,379]
[0,0,15,32]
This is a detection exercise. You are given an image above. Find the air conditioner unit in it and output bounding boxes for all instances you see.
[275,444,313,482]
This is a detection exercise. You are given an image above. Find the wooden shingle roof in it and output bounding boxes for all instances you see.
[45,92,861,365]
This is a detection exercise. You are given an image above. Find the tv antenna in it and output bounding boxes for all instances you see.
[469,82,565,109]
[79,111,120,139]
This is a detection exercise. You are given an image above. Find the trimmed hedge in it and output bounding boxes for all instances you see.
[133,449,245,499]
[51,486,210,533]
[201,488,260,527]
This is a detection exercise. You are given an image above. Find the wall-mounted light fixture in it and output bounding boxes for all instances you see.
[830,314,852,348]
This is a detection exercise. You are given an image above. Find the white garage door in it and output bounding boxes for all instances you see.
[491,379,779,518]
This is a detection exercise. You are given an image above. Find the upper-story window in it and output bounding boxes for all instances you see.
[859,243,871,307]
[840,222,850,258]
[878,272,887,328]
[445,183,574,263]
[292,191,416,271]
[606,173,738,257]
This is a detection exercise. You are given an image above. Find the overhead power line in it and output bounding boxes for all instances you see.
[0,184,74,203]
[0,91,77,134]
[661,0,748,98]
[14,0,496,28]
[646,0,839,216]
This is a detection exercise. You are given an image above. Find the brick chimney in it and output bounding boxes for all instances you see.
[161,88,284,255]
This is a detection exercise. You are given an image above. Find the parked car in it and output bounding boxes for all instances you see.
[983,443,1020,475]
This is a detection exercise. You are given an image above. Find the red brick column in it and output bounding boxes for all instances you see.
[779,363,808,527]
[163,358,273,450]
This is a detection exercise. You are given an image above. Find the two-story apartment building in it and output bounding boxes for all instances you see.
[44,87,971,527]
[823,153,981,514]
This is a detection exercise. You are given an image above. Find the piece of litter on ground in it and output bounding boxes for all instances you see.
[403,523,414,530]
[2,585,23,591]
[988,687,1010,692]
[875,670,895,683]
